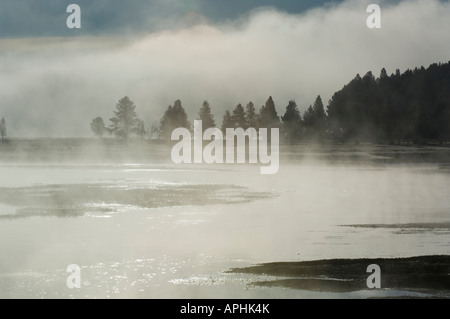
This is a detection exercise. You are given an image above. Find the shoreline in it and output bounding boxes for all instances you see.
[227,255,450,297]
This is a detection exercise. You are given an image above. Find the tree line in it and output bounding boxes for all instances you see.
[327,62,450,144]
[91,61,450,144]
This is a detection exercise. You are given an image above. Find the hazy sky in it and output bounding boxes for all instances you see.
[0,0,449,137]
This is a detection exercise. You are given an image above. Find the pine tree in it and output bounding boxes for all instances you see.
[362,71,376,83]
[312,95,326,122]
[302,96,327,140]
[232,104,246,128]
[259,96,280,128]
[281,100,302,142]
[172,100,191,130]
[245,101,258,128]
[159,99,191,140]
[281,101,301,122]
[221,110,234,133]
[303,105,315,127]
[198,100,215,132]
[109,96,141,140]
[379,68,388,81]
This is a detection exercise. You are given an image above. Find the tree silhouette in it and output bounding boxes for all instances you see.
[198,100,215,132]
[221,110,234,133]
[232,104,246,128]
[0,118,6,140]
[281,100,302,142]
[303,105,315,127]
[245,101,258,128]
[159,99,191,140]
[379,67,388,81]
[327,62,450,143]
[109,96,141,140]
[152,62,450,145]
[90,117,106,138]
[259,96,280,128]
[300,95,328,140]
[312,95,326,124]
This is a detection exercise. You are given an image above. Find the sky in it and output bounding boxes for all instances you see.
[0,0,449,137]
[0,0,343,37]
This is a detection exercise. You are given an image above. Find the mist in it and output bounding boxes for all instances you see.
[0,0,449,137]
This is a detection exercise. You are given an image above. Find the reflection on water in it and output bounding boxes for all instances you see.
[0,157,449,298]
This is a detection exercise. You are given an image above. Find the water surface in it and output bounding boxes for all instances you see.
[0,144,449,298]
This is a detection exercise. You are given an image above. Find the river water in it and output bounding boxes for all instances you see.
[0,145,449,298]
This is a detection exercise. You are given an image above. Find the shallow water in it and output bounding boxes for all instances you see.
[0,148,449,298]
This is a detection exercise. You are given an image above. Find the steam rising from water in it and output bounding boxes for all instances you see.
[0,143,449,298]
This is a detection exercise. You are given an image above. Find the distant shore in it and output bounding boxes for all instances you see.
[228,255,450,297]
